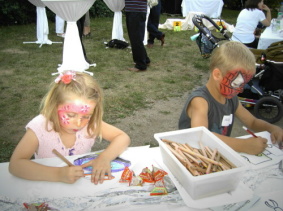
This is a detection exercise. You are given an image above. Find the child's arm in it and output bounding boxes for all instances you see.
[235,102,283,146]
[81,121,131,185]
[9,129,84,183]
[188,97,268,155]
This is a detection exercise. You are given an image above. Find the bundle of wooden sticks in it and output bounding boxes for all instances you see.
[162,139,236,176]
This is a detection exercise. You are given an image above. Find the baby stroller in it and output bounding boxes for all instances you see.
[192,14,283,123]
[192,14,230,58]
[238,58,283,123]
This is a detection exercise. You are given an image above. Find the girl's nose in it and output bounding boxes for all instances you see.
[76,118,82,127]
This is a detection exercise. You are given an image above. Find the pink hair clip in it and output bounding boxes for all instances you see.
[55,71,76,84]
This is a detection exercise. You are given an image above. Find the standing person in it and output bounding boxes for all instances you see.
[178,41,283,155]
[125,0,150,72]
[231,0,271,48]
[77,14,90,63]
[9,71,131,185]
[55,15,65,38]
[147,0,165,48]
[83,11,91,37]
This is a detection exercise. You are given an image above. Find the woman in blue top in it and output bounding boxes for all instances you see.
[232,0,271,48]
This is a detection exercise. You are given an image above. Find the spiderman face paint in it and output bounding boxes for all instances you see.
[220,69,253,99]
[58,99,96,134]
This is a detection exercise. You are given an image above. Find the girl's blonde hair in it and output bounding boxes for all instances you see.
[209,41,256,75]
[40,72,103,140]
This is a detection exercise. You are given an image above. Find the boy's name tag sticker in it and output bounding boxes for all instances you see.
[222,114,233,127]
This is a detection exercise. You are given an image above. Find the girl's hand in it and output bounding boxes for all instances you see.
[81,157,113,185]
[58,166,84,184]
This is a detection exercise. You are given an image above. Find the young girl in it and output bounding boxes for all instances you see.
[9,71,131,185]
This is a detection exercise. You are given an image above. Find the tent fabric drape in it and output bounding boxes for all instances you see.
[103,0,125,41]
[28,0,45,7]
[27,0,52,46]
[42,0,96,73]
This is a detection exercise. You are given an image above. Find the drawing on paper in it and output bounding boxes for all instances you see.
[73,154,131,174]
[265,199,283,211]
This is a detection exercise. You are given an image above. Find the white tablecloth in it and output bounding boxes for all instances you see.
[159,12,234,32]
[42,0,96,73]
[258,25,283,49]
[181,0,224,18]
[103,0,125,41]
[1,144,282,211]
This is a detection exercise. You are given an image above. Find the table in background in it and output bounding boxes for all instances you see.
[258,25,283,49]
[181,0,224,18]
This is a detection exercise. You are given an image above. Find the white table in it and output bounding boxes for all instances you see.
[181,0,224,18]
[42,0,96,73]
[24,0,62,47]
[0,145,282,211]
[103,0,125,41]
[257,25,283,49]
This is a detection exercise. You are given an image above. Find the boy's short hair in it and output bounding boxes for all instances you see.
[209,41,256,75]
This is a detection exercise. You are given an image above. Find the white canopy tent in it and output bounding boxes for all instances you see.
[42,0,96,74]
[24,0,62,47]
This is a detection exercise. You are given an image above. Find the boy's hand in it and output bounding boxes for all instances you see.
[59,166,84,184]
[244,137,268,155]
[270,126,283,147]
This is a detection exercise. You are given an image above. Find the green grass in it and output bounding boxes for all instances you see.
[0,9,238,162]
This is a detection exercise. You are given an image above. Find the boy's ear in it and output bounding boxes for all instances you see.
[212,68,223,81]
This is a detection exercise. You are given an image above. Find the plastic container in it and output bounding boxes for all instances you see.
[154,127,249,200]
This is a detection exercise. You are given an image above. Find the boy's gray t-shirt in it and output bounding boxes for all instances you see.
[178,86,239,136]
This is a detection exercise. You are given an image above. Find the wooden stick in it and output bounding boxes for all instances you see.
[162,139,176,144]
[185,143,194,151]
[183,151,201,164]
[213,152,221,172]
[206,148,217,174]
[199,141,208,158]
[179,146,222,166]
[52,149,73,167]
[165,143,187,166]
[185,161,200,176]
[190,165,207,174]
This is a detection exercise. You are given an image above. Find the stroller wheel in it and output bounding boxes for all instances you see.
[254,96,283,123]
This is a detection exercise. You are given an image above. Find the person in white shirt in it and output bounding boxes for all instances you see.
[232,0,271,48]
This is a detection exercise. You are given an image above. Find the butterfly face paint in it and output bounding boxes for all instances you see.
[220,69,253,99]
[57,100,95,133]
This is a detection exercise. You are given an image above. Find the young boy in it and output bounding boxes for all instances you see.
[179,41,283,155]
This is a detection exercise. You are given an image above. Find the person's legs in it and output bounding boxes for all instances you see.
[126,12,150,70]
[83,11,91,36]
[55,15,65,36]
[77,15,88,61]
[244,37,259,49]
[147,0,164,46]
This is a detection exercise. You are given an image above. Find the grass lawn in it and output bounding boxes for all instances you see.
[0,8,242,162]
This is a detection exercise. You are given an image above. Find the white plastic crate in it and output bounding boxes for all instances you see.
[154,126,249,200]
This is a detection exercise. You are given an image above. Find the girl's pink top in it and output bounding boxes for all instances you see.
[26,115,96,159]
